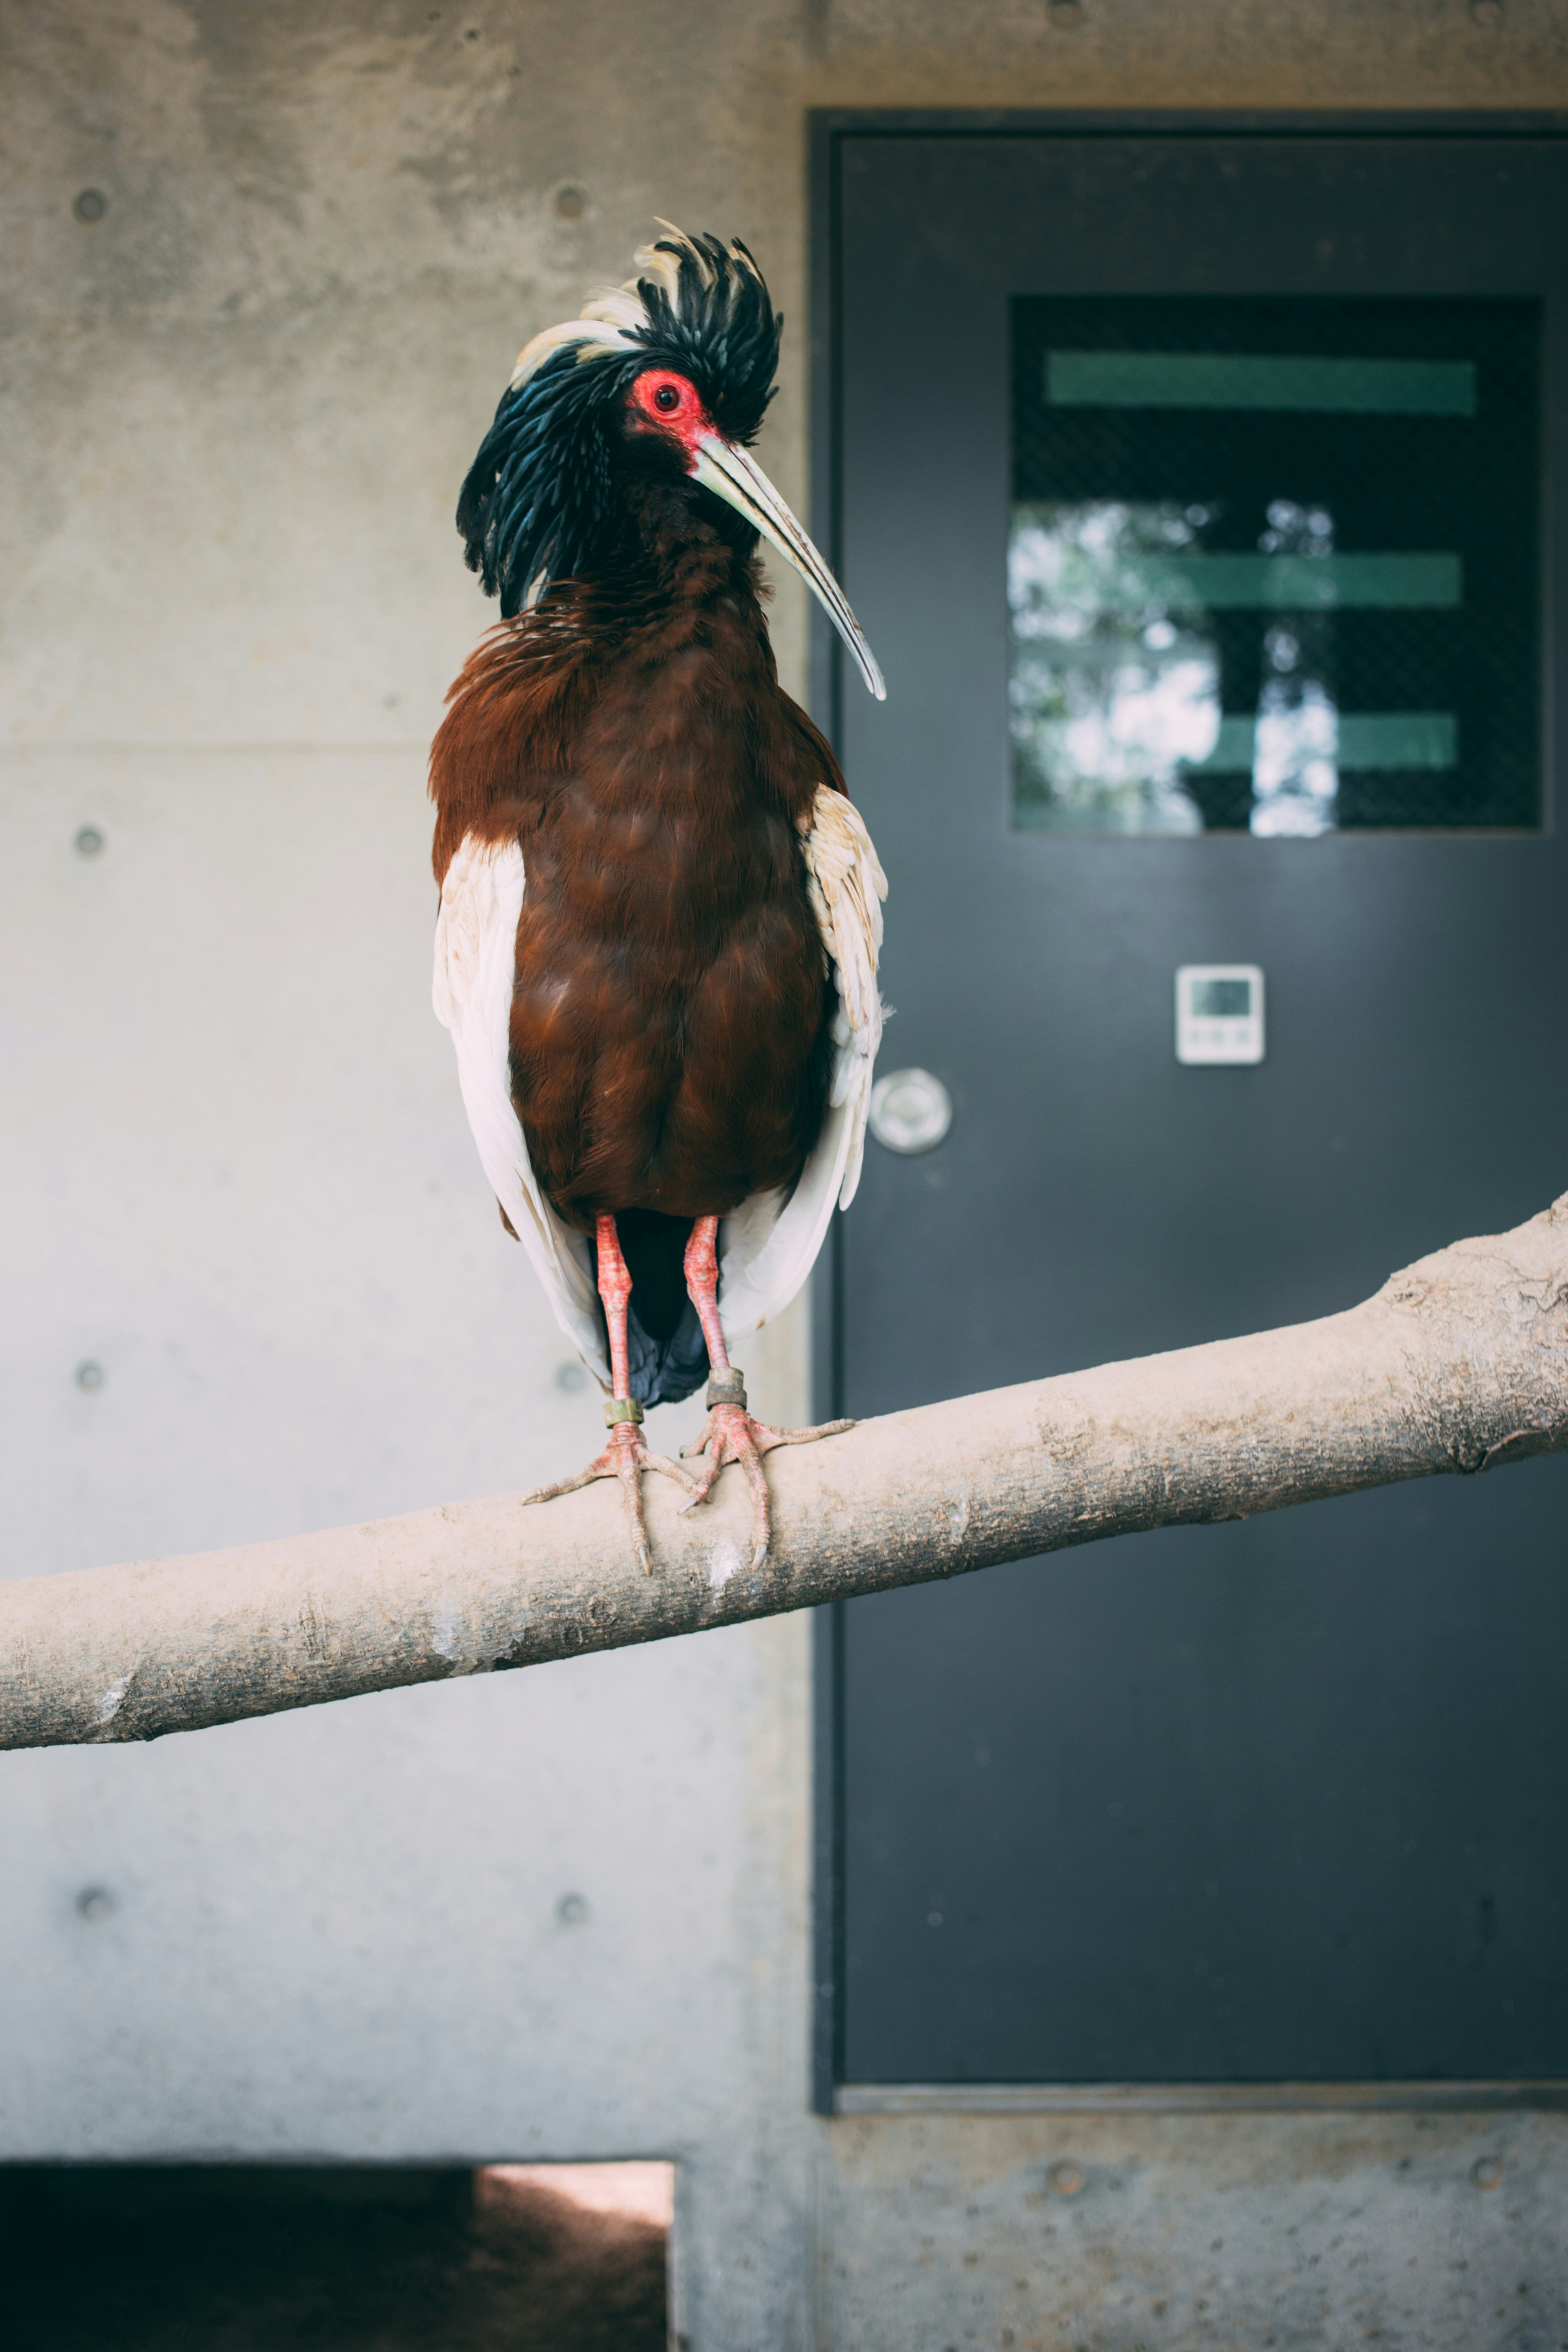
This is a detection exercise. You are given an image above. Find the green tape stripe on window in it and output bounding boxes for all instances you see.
[1087,553,1461,611]
[1045,352,1478,416]
[1183,712,1458,774]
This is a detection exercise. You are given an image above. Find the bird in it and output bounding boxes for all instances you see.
[429,226,887,1575]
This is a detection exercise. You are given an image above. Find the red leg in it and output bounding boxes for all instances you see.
[521,1213,696,1574]
[683,1215,730,1372]
[679,1215,855,1571]
[596,1212,636,1396]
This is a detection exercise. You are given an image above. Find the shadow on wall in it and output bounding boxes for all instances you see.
[0,2161,672,2351]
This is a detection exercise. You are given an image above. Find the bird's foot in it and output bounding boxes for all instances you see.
[679,1370,855,1572]
[521,1402,698,1576]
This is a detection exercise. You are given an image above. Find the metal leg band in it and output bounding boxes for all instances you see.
[706,1369,747,1409]
[604,1396,645,1427]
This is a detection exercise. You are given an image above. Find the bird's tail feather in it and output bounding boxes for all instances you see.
[625,1298,709,1408]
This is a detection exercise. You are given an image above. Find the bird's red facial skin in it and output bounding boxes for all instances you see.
[628,369,711,461]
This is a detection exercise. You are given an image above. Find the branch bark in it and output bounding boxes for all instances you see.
[4,1198,1566,1752]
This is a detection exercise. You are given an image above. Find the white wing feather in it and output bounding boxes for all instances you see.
[713,787,888,1350]
[433,792,885,1378]
[432,834,609,1385]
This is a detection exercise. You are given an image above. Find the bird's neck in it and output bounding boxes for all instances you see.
[595,479,766,630]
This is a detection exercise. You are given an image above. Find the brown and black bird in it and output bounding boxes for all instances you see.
[430,227,887,1573]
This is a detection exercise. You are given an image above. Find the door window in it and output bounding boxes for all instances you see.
[1008,298,1540,834]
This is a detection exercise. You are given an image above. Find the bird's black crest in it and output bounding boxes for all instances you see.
[456,228,783,618]
[631,230,781,447]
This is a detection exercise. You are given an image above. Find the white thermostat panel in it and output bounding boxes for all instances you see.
[1176,965,1265,1065]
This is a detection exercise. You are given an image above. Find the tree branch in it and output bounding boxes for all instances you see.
[4,1198,1565,1752]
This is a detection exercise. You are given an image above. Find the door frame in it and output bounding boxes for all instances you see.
[806,106,1568,2119]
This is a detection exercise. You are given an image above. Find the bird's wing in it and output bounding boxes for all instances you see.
[432,831,610,1385]
[716,785,888,1351]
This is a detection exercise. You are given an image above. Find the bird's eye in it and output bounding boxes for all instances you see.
[632,371,704,436]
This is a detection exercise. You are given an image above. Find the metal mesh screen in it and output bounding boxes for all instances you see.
[1009,297,1541,835]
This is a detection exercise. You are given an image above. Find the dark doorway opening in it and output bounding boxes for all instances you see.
[0,2162,672,2352]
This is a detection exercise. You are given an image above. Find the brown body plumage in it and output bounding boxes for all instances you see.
[430,481,842,1239]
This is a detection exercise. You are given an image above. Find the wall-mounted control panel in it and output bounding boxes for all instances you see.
[1176,965,1265,1065]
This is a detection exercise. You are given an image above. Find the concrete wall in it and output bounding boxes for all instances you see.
[3,5,1566,2346]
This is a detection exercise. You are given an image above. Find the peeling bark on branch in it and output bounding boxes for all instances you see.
[4,1198,1566,1753]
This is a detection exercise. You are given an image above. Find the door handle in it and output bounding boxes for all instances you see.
[868,1068,953,1155]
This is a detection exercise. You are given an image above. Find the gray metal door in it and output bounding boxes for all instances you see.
[820,126,1568,2095]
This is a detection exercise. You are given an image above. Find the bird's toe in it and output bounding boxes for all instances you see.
[674,1401,824,1566]
[520,1460,606,1506]
[521,1423,696,1574]
[643,1448,702,1497]
[609,1444,656,1577]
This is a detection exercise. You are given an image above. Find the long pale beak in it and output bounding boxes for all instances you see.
[691,433,886,701]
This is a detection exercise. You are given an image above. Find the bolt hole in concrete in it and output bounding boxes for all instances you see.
[72,187,106,221]
[0,2164,674,2351]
